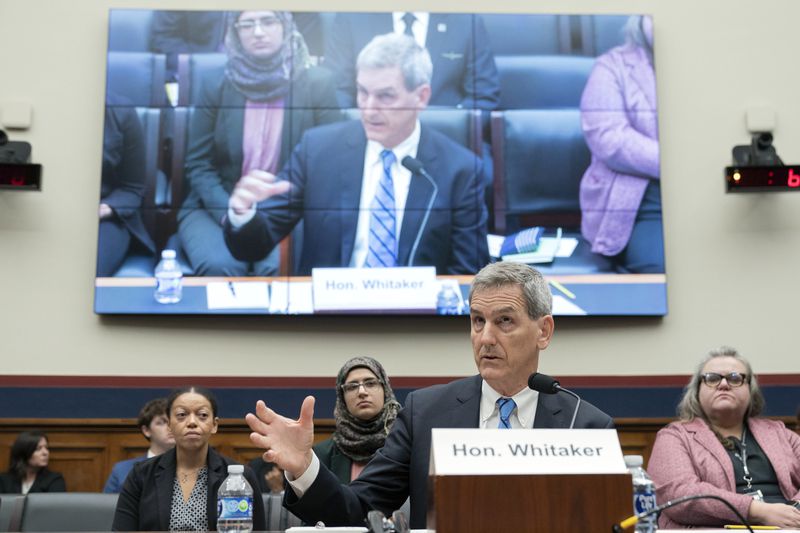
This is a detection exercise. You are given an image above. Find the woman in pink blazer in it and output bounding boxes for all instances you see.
[648,346,800,529]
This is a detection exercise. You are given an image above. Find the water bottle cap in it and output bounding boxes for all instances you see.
[161,249,177,259]
[623,455,643,467]
[227,464,244,474]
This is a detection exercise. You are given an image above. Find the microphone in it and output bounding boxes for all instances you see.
[611,494,754,532]
[401,156,439,267]
[527,372,582,429]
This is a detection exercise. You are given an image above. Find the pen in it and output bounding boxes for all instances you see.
[723,526,779,530]
[228,281,236,297]
[548,279,576,300]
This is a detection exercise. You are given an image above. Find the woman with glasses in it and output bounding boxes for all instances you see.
[314,357,401,483]
[179,10,340,276]
[648,346,800,529]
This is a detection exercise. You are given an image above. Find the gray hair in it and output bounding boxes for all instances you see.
[469,262,552,319]
[676,346,765,422]
[623,15,653,52]
[356,33,432,91]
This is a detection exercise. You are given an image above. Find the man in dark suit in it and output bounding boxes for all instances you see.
[323,12,500,112]
[224,33,488,275]
[245,262,614,529]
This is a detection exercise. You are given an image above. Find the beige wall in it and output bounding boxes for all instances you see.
[1,0,799,378]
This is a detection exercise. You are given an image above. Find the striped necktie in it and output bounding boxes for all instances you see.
[497,397,516,429]
[365,150,398,268]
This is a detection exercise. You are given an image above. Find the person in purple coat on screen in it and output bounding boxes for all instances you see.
[579,15,664,274]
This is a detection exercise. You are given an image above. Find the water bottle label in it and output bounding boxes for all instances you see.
[217,496,253,520]
[634,491,657,515]
[157,278,181,292]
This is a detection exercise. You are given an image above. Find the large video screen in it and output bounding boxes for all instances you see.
[95,10,667,316]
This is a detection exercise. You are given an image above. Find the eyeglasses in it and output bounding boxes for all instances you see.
[701,372,749,388]
[234,16,281,33]
[341,378,382,395]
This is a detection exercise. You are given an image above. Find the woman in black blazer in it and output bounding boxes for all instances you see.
[112,386,265,531]
[0,431,66,493]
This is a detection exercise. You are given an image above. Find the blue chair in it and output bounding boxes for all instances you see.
[491,109,612,273]
[176,53,228,107]
[112,107,165,277]
[481,14,570,55]
[107,10,154,52]
[580,15,630,56]
[495,55,595,109]
[105,52,167,107]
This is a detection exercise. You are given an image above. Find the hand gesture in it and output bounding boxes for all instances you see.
[246,396,315,479]
[229,170,291,215]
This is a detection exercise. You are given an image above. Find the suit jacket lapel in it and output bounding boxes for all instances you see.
[445,375,482,428]
[206,448,227,528]
[687,419,737,491]
[156,449,177,530]
[221,83,246,170]
[533,393,568,429]
[398,125,437,265]
[338,123,368,265]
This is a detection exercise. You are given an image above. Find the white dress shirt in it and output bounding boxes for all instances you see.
[227,122,421,271]
[392,12,429,47]
[349,122,420,267]
[288,378,539,497]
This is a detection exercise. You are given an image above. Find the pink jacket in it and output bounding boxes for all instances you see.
[648,417,800,529]
[579,43,659,256]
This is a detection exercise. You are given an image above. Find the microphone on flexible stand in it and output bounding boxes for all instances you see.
[401,156,439,267]
[611,493,754,532]
[527,372,582,429]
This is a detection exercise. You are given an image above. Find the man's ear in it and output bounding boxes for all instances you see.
[537,315,555,350]
[416,84,432,108]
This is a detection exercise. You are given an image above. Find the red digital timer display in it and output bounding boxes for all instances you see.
[0,164,42,190]
[725,166,800,192]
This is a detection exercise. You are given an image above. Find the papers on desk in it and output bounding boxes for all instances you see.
[488,232,578,263]
[269,281,313,314]
[552,295,587,315]
[206,282,269,309]
[286,526,369,533]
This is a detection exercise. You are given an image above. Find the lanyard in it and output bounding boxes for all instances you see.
[732,427,753,490]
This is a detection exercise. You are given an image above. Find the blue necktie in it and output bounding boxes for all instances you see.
[365,150,398,268]
[402,13,416,37]
[497,397,516,429]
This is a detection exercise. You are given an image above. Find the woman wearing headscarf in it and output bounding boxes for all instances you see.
[579,15,664,273]
[314,356,401,483]
[648,346,800,529]
[179,11,340,276]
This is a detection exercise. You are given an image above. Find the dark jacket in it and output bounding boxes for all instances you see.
[111,447,265,531]
[0,469,66,493]
[286,374,613,529]
[313,438,353,485]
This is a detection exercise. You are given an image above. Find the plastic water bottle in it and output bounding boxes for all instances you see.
[625,455,658,532]
[154,249,182,304]
[217,464,253,533]
[436,284,461,315]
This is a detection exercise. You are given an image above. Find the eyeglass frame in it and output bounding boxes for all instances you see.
[234,16,282,33]
[700,371,749,389]
[340,378,383,395]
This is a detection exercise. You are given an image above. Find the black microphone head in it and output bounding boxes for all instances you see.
[401,155,424,174]
[528,372,560,394]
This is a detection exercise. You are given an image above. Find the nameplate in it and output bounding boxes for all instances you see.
[429,428,627,476]
[312,267,437,313]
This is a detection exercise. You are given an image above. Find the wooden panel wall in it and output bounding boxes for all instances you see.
[0,417,795,492]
